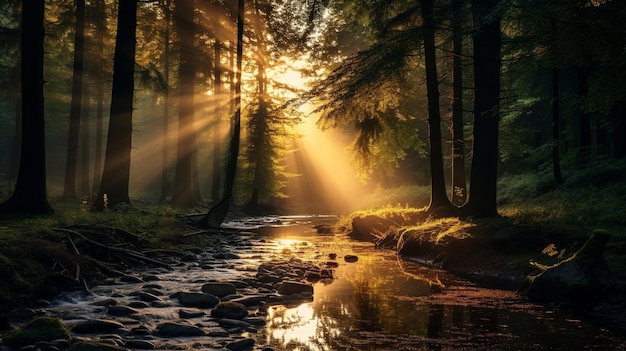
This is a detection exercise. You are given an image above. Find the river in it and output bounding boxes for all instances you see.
[39,215,625,350]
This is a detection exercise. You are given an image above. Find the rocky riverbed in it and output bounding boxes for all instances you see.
[2,215,625,351]
[0,218,350,351]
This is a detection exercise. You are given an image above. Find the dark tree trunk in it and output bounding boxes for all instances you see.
[464,0,501,218]
[0,0,52,214]
[63,0,86,199]
[451,0,467,207]
[92,0,105,196]
[171,0,197,208]
[80,80,91,196]
[550,19,563,185]
[577,66,591,166]
[159,0,171,202]
[421,0,452,211]
[93,0,138,210]
[211,40,223,202]
[198,0,243,228]
[551,66,564,184]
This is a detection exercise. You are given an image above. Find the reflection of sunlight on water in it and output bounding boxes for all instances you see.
[266,303,340,351]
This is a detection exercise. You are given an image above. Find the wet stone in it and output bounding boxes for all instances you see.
[211,301,249,320]
[179,308,205,319]
[120,275,144,284]
[128,301,150,309]
[72,319,126,334]
[177,292,220,308]
[206,326,229,337]
[124,339,155,349]
[277,281,314,295]
[106,305,139,317]
[226,338,255,351]
[157,322,205,337]
[201,282,237,298]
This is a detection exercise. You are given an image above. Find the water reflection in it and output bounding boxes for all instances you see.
[249,217,626,351]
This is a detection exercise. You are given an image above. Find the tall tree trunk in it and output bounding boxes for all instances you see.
[451,0,467,206]
[92,0,105,196]
[211,39,223,202]
[93,0,138,210]
[577,66,591,167]
[0,0,52,214]
[464,0,501,218]
[551,66,564,184]
[550,19,563,184]
[421,0,452,211]
[159,0,171,202]
[80,80,91,196]
[198,0,244,228]
[63,0,86,199]
[171,0,197,208]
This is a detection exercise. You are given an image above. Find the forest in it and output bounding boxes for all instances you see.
[1,0,626,341]
[0,0,625,216]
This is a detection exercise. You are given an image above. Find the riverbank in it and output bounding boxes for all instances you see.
[339,207,626,332]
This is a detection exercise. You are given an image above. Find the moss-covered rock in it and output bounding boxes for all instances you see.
[1,316,70,349]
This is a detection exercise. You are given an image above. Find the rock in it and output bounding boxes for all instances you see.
[206,326,229,337]
[124,339,155,349]
[72,319,125,334]
[106,305,139,317]
[69,341,130,351]
[277,281,313,295]
[526,230,610,303]
[213,252,241,259]
[201,282,237,298]
[230,295,267,306]
[138,291,162,302]
[177,292,220,308]
[120,275,144,284]
[1,317,70,349]
[344,255,358,263]
[226,338,255,351]
[211,301,249,320]
[157,322,205,337]
[179,308,205,319]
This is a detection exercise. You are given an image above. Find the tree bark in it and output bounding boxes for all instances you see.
[421,0,452,211]
[171,0,197,208]
[92,0,106,196]
[64,0,86,199]
[211,39,223,202]
[159,0,172,202]
[0,0,52,214]
[93,0,138,210]
[451,0,467,206]
[464,0,501,218]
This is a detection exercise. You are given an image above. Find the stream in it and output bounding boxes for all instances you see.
[28,215,626,350]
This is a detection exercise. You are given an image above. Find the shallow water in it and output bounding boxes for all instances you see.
[231,216,626,351]
[44,215,625,351]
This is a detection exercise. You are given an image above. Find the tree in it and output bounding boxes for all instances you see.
[63,0,86,199]
[159,0,172,202]
[171,0,200,208]
[463,0,501,218]
[450,0,468,206]
[198,0,244,228]
[0,0,52,214]
[93,0,138,210]
[420,0,453,211]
